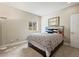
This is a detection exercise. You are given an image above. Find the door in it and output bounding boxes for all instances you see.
[1,19,7,45]
[70,14,79,48]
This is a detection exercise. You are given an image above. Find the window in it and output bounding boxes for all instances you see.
[28,21,38,32]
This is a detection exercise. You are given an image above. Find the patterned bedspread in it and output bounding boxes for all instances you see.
[27,33,63,57]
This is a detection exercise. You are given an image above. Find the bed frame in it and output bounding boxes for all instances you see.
[28,40,64,57]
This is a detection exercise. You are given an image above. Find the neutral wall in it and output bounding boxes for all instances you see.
[41,4,79,43]
[0,4,41,46]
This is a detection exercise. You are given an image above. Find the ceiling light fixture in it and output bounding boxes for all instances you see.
[67,2,71,4]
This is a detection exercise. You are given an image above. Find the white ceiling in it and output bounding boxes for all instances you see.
[1,2,78,16]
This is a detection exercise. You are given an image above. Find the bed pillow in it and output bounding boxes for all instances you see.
[46,29,58,33]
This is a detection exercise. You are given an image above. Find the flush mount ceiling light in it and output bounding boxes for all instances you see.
[67,2,71,4]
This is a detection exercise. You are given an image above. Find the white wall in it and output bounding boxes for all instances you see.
[41,4,79,43]
[0,4,41,46]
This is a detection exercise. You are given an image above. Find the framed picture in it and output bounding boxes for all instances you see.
[48,16,60,26]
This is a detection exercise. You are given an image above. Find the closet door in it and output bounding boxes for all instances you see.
[0,19,2,46]
[70,14,79,48]
[2,19,7,45]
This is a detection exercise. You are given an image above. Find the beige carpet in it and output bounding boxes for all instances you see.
[0,43,79,57]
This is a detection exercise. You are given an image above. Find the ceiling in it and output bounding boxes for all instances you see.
[1,2,78,16]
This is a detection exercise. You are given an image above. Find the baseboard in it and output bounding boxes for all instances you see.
[0,40,27,50]
[64,42,70,46]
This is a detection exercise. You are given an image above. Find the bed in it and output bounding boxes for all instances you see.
[27,32,64,57]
